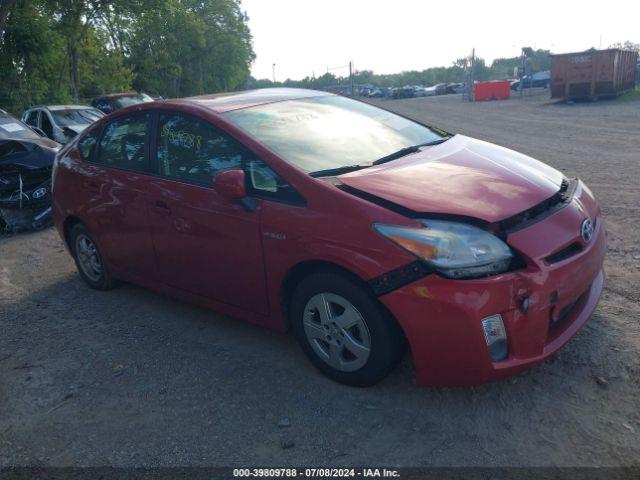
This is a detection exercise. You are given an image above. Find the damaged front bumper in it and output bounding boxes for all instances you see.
[378,180,606,387]
[0,170,53,232]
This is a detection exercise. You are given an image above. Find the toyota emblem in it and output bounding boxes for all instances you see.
[580,218,594,243]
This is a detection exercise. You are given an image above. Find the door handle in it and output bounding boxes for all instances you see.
[153,200,171,216]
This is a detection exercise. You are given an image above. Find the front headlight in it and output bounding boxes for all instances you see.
[374,219,513,279]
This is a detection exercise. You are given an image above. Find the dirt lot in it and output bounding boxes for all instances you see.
[1,92,639,468]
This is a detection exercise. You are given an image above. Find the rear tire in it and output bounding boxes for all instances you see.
[69,223,118,290]
[290,271,404,387]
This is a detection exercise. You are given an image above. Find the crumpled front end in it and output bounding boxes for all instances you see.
[378,180,606,387]
[0,166,53,232]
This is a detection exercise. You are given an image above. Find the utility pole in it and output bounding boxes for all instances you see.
[272,63,276,84]
[519,48,525,98]
[467,48,475,102]
[349,61,354,97]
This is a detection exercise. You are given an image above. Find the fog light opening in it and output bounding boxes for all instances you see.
[482,314,509,362]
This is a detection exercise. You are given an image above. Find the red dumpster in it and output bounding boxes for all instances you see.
[474,80,511,101]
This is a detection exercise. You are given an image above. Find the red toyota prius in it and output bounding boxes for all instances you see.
[52,89,605,387]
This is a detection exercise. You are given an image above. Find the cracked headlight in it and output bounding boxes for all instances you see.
[374,219,514,279]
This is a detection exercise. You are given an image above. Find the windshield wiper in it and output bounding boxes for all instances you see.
[372,136,453,166]
[309,136,454,177]
[309,164,371,178]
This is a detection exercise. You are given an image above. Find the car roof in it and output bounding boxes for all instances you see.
[25,105,96,112]
[178,88,332,113]
[47,105,96,111]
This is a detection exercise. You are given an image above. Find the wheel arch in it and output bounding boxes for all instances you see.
[62,215,84,250]
[279,260,408,347]
[280,260,369,319]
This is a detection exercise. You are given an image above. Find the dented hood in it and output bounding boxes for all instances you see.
[338,135,564,223]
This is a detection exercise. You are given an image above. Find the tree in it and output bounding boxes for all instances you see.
[0,0,70,112]
[0,0,17,43]
[0,0,254,113]
[609,41,640,53]
[129,0,254,97]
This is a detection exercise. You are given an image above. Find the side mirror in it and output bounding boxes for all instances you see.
[214,169,246,201]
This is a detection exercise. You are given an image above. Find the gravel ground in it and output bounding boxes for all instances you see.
[1,92,639,468]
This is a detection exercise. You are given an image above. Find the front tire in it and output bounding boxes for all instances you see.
[290,271,404,386]
[69,223,117,290]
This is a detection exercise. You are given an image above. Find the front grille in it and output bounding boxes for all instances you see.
[546,243,583,264]
[0,167,52,206]
[548,286,590,336]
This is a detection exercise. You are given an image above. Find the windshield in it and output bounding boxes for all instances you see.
[114,94,154,109]
[224,96,446,173]
[52,108,104,126]
[0,115,41,140]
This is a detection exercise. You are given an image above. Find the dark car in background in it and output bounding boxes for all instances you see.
[391,86,415,99]
[22,105,104,144]
[0,111,60,232]
[510,71,551,90]
[446,83,464,94]
[91,93,154,114]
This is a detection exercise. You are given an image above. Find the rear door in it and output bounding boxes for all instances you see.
[85,112,156,278]
[146,110,269,314]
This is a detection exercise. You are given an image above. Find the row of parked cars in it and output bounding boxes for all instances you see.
[347,83,465,100]
[0,93,155,231]
[359,74,552,100]
[389,83,465,99]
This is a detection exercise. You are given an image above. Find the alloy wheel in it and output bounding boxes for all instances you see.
[302,293,371,372]
[75,234,103,282]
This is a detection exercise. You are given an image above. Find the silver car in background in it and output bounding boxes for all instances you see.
[22,105,104,144]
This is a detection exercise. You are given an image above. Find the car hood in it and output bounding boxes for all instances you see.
[63,124,88,134]
[0,139,58,170]
[338,135,564,223]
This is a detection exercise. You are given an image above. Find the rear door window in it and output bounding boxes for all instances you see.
[95,113,149,172]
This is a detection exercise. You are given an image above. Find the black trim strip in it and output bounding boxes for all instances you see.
[339,178,578,237]
[498,178,577,235]
[368,261,433,296]
[337,184,491,229]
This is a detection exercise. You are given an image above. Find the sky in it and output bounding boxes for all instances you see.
[241,0,640,81]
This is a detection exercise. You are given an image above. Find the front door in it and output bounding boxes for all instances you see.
[146,111,268,314]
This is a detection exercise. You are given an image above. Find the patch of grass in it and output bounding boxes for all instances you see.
[617,87,640,102]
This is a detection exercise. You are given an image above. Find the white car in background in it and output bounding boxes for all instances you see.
[22,105,104,144]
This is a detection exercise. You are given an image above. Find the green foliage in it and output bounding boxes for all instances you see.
[0,1,70,111]
[617,86,640,102]
[0,0,254,114]
[608,41,640,53]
